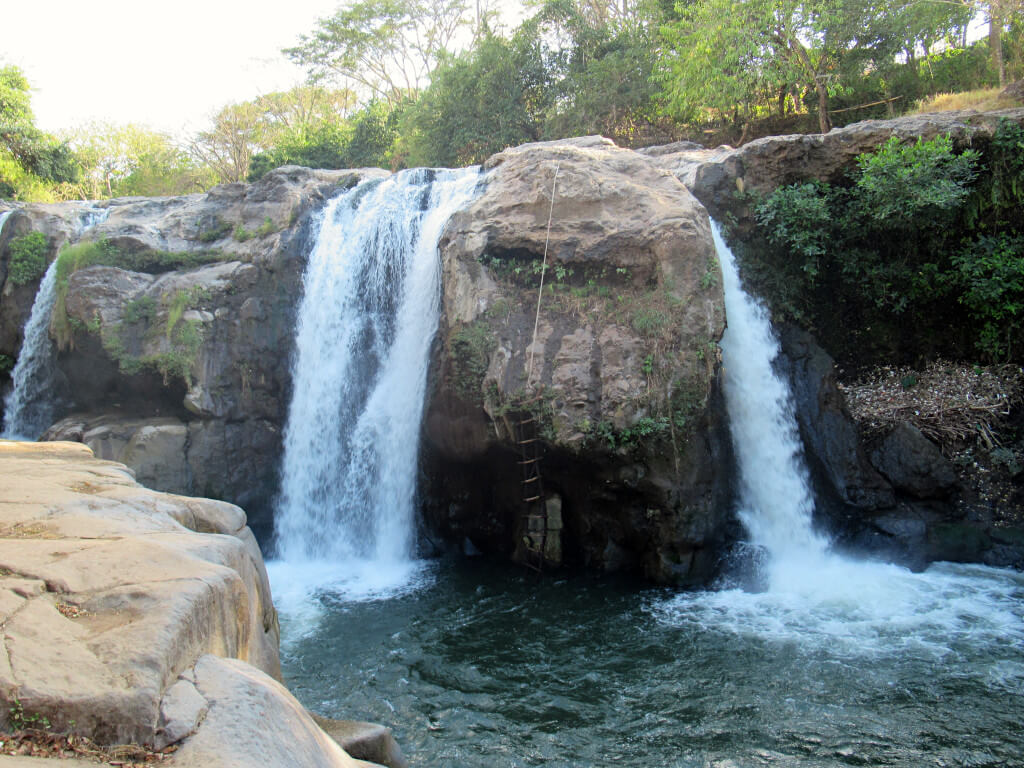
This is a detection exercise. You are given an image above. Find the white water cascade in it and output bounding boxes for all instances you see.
[3,207,109,440]
[2,258,61,439]
[715,221,831,586]
[270,167,479,603]
[654,222,1024,656]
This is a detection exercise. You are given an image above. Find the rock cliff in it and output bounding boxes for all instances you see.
[646,107,1024,227]
[2,114,1021,582]
[2,167,386,537]
[425,137,732,583]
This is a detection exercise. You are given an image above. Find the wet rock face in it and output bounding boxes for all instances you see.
[777,325,894,512]
[777,326,1024,571]
[424,137,733,584]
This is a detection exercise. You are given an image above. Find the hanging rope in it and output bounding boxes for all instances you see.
[527,162,560,384]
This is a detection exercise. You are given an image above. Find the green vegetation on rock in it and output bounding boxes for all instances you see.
[6,231,48,285]
[450,321,495,401]
[743,123,1024,365]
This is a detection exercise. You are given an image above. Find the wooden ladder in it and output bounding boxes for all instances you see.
[516,409,547,572]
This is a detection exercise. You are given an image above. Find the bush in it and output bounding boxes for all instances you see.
[953,233,1024,360]
[746,132,999,365]
[6,232,48,285]
[852,135,979,231]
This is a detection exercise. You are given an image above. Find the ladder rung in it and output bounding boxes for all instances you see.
[523,495,542,502]
[518,417,535,425]
[522,476,539,483]
[518,438,541,445]
[517,458,538,465]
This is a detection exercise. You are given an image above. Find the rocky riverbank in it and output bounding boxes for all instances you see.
[0,439,405,767]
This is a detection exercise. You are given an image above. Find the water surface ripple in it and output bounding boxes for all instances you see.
[274,559,1024,768]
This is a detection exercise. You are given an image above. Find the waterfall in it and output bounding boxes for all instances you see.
[714,220,831,586]
[2,206,109,440]
[2,259,61,439]
[273,167,479,590]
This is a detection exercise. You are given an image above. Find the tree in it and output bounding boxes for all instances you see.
[400,31,551,166]
[658,0,973,134]
[190,102,270,184]
[285,0,473,105]
[1,65,80,200]
[528,0,664,141]
[68,123,213,198]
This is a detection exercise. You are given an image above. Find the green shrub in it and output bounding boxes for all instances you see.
[0,353,14,374]
[197,218,232,242]
[55,239,226,279]
[631,307,669,337]
[6,231,48,285]
[754,182,832,283]
[953,233,1024,360]
[852,135,979,230]
[256,217,276,237]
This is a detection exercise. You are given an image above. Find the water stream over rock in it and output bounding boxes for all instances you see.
[3,207,108,439]
[270,167,480,599]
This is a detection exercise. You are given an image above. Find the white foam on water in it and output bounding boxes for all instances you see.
[267,558,438,646]
[663,223,1024,660]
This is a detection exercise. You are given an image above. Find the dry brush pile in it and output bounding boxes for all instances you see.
[839,362,1024,451]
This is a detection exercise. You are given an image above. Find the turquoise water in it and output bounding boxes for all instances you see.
[271,557,1024,768]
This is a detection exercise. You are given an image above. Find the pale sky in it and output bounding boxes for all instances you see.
[3,0,526,139]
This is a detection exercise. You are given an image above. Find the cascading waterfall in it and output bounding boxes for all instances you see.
[2,258,61,439]
[270,167,479,601]
[714,220,831,586]
[2,206,109,440]
[271,212,1023,768]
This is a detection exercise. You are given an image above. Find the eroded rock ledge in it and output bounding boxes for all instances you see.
[0,440,401,768]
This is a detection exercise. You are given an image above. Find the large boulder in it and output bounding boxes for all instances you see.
[0,440,397,767]
[424,137,733,584]
[0,440,278,745]
[870,421,959,499]
[777,325,894,511]
[170,656,365,768]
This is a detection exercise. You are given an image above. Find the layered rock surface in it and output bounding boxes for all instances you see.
[647,108,1024,225]
[0,440,394,767]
